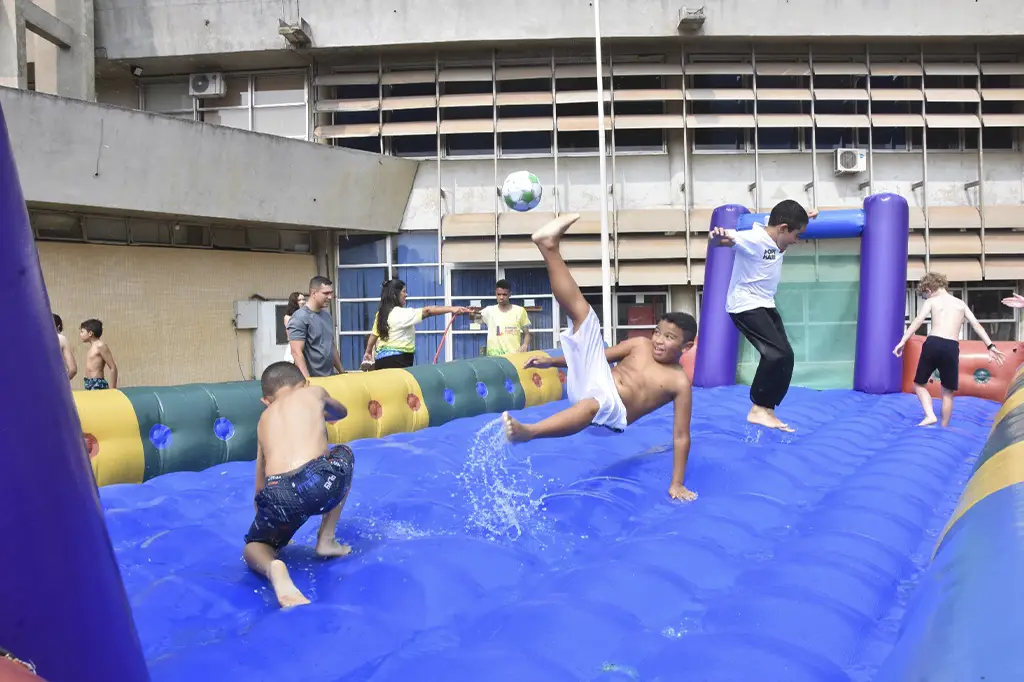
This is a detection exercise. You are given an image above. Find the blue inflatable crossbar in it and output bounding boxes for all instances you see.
[737,208,865,240]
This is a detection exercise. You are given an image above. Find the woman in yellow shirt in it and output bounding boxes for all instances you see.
[362,278,473,370]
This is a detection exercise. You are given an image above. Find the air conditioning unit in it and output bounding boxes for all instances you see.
[189,72,226,98]
[834,148,867,175]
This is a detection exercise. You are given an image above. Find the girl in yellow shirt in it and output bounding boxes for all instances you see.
[362,278,472,370]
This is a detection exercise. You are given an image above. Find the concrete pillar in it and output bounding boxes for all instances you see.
[0,0,28,90]
[1,0,93,100]
[666,100,686,207]
[55,0,94,100]
[27,0,57,93]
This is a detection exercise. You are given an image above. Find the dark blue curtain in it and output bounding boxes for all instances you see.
[339,234,387,265]
[395,231,439,264]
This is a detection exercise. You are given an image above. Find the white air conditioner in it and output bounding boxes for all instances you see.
[834,148,867,175]
[189,72,226,98]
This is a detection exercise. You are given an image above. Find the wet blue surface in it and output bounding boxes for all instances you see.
[101,386,997,682]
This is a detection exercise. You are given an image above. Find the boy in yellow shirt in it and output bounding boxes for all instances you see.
[476,279,532,356]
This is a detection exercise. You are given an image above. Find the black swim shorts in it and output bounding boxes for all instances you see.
[244,444,355,549]
[913,336,960,392]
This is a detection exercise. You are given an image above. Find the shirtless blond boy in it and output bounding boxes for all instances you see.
[502,214,699,501]
[894,273,1005,427]
[244,361,354,607]
[54,314,77,381]
[79,319,117,390]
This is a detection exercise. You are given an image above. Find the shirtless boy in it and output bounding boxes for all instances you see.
[894,272,1005,427]
[502,214,699,501]
[79,319,117,390]
[54,314,77,381]
[244,361,354,607]
[710,200,816,432]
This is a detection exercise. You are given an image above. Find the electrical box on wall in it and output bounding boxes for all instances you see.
[233,301,259,329]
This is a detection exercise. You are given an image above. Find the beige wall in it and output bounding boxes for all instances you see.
[38,242,316,388]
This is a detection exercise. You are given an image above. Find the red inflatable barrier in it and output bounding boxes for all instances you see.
[901,335,1024,401]
[681,335,697,382]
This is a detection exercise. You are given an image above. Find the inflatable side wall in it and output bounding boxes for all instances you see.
[900,335,1024,401]
[82,351,566,487]
[875,361,1024,681]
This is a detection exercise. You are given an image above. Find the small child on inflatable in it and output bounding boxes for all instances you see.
[242,361,353,607]
[894,272,1005,427]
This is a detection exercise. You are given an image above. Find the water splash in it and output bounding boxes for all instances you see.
[456,417,547,541]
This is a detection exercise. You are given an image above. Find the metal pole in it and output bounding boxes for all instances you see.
[593,0,613,345]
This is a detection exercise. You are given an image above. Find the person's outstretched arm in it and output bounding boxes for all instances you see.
[100,343,118,389]
[964,306,1006,366]
[668,376,697,502]
[894,299,932,357]
[421,305,473,318]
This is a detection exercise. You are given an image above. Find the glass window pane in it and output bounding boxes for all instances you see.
[143,81,191,113]
[339,267,387,300]
[616,294,666,327]
[83,216,128,243]
[966,288,1015,321]
[339,301,377,333]
[969,322,1016,342]
[397,266,443,298]
[394,231,439,264]
[247,227,280,250]
[341,336,367,372]
[453,332,488,360]
[253,105,308,138]
[254,74,305,106]
[504,268,550,295]
[339,234,387,265]
[200,76,250,108]
[203,108,250,130]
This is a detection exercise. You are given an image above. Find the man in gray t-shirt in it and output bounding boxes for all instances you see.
[287,275,345,378]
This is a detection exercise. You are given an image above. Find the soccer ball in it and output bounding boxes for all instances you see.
[501,171,543,212]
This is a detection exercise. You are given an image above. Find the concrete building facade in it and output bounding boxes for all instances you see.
[3,0,1022,383]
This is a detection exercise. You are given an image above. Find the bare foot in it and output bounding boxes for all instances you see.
[531,213,581,249]
[315,538,352,558]
[918,415,938,426]
[268,559,310,608]
[747,406,795,433]
[502,411,533,443]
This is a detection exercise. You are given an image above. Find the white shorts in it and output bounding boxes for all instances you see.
[560,308,629,431]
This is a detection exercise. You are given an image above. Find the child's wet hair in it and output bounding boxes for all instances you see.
[81,318,103,338]
[261,361,306,398]
[917,272,948,294]
[660,312,698,344]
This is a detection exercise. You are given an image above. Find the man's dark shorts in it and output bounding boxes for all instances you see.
[244,444,354,550]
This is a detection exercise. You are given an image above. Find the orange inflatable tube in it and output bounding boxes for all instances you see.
[680,335,697,382]
[901,335,1024,401]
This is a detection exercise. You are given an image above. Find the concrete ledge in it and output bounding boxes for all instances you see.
[0,88,419,231]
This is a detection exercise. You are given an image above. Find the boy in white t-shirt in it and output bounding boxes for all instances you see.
[710,199,814,432]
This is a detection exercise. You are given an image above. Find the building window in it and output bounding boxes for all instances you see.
[613,74,667,152]
[443,79,494,158]
[497,76,553,156]
[906,282,1019,342]
[614,289,668,344]
[690,74,751,151]
[385,81,437,158]
[329,81,381,153]
[197,72,308,139]
[141,81,195,119]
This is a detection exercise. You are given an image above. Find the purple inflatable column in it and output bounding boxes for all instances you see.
[0,107,150,678]
[854,193,910,394]
[694,204,750,388]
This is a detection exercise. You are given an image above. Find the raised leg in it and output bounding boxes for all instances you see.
[940,388,954,427]
[914,384,938,426]
[243,542,310,607]
[503,399,599,443]
[315,495,352,558]
[532,214,590,333]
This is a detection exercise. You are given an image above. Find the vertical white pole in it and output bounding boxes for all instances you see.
[593,0,613,346]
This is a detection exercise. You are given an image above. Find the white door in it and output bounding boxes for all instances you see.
[253,300,290,378]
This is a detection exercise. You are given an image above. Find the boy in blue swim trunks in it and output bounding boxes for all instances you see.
[244,361,353,607]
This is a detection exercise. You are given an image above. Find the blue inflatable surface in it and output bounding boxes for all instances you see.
[101,386,997,682]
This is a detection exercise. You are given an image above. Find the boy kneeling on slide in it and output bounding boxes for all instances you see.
[503,214,700,501]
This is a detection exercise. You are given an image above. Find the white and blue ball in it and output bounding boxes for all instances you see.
[501,171,543,212]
